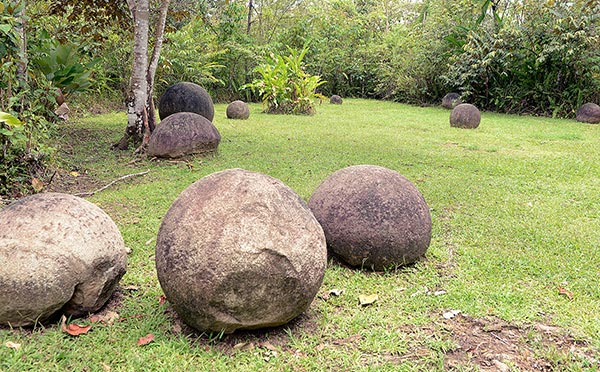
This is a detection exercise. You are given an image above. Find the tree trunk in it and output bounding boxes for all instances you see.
[16,0,28,111]
[247,0,253,34]
[142,0,171,150]
[115,0,150,150]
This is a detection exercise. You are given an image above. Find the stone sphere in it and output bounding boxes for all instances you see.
[576,102,600,124]
[442,93,461,109]
[330,95,343,104]
[158,82,215,121]
[148,112,221,158]
[155,169,327,333]
[450,103,481,129]
[0,193,127,326]
[226,100,250,120]
[308,165,432,271]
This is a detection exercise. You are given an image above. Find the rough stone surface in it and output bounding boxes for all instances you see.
[442,93,461,109]
[576,102,600,124]
[158,82,215,121]
[308,165,432,271]
[330,95,343,104]
[0,193,127,327]
[155,169,327,333]
[450,103,481,129]
[226,100,250,120]
[147,112,221,158]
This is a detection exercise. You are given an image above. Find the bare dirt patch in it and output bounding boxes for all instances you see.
[440,314,598,371]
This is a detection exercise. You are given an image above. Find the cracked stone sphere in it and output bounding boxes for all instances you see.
[450,103,481,129]
[147,112,221,158]
[155,168,327,334]
[576,102,600,124]
[158,82,215,122]
[308,165,432,271]
[226,100,250,120]
[0,193,127,327]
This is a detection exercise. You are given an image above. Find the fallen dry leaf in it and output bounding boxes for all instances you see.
[69,171,79,177]
[90,311,120,325]
[31,178,44,192]
[4,341,21,350]
[61,315,92,336]
[158,295,167,305]
[137,333,155,346]
[260,341,278,351]
[358,294,378,306]
[101,362,111,371]
[558,286,574,300]
[315,343,327,352]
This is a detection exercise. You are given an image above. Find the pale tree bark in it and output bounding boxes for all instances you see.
[142,0,171,151]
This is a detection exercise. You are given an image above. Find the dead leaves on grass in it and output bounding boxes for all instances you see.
[61,315,92,336]
[137,333,155,346]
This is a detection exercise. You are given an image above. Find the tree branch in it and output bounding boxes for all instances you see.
[74,170,150,197]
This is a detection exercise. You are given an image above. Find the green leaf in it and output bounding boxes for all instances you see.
[0,112,23,127]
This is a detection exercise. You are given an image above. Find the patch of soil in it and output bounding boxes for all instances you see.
[440,314,599,371]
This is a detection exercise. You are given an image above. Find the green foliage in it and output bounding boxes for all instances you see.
[243,47,326,115]
[31,35,94,95]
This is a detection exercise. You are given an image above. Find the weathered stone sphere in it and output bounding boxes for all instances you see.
[330,95,343,104]
[148,112,221,158]
[155,169,327,333]
[308,165,432,271]
[576,102,600,124]
[450,103,480,129]
[158,82,214,121]
[442,93,461,109]
[226,100,250,120]
[0,193,127,327]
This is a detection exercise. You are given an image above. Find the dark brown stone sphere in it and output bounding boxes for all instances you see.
[330,95,343,104]
[158,82,214,121]
[155,169,327,333]
[148,112,221,158]
[442,93,461,109]
[450,103,480,129]
[576,103,600,124]
[226,100,250,120]
[308,165,432,271]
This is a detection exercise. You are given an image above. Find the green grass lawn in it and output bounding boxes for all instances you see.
[1,99,599,371]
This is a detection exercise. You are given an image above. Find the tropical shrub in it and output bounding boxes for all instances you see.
[243,47,326,115]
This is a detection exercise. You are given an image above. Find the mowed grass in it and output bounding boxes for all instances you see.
[1,99,599,371]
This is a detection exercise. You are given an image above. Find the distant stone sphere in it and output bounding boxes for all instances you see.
[0,193,127,326]
[148,112,221,158]
[308,165,432,271]
[576,103,600,124]
[155,169,327,333]
[158,82,214,122]
[330,95,343,104]
[226,100,250,120]
[442,93,461,109]
[450,103,481,129]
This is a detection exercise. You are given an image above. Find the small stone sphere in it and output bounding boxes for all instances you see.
[450,103,481,129]
[226,100,250,120]
[155,169,327,333]
[330,95,343,104]
[576,102,600,124]
[148,112,221,158]
[0,193,127,326]
[158,82,215,121]
[442,93,461,109]
[308,165,432,271]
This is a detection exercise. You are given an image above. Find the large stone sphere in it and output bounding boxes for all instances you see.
[576,102,600,124]
[442,93,461,109]
[147,112,221,158]
[226,100,250,120]
[308,165,432,271]
[0,193,127,327]
[158,82,215,121]
[450,103,480,129]
[155,169,327,333]
[330,95,343,105]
